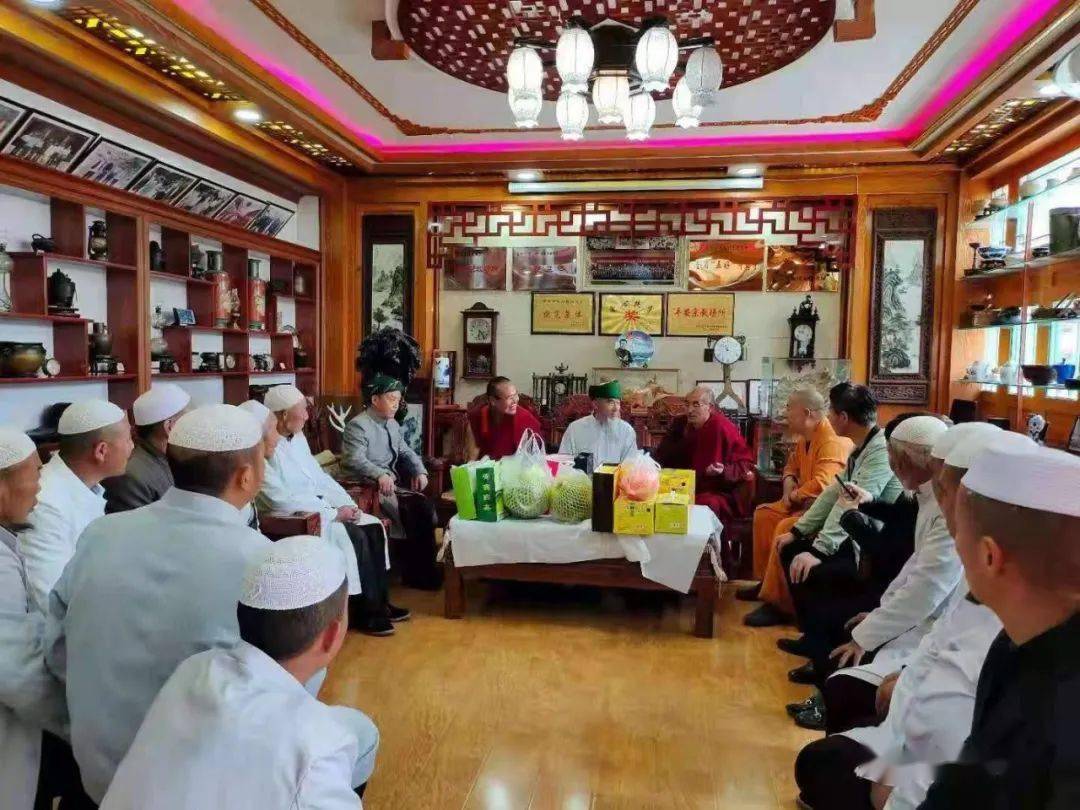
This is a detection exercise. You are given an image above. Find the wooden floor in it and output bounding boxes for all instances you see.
[322,580,819,810]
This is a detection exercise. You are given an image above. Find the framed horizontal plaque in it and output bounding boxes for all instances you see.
[531,292,595,335]
[598,293,664,336]
[665,293,735,336]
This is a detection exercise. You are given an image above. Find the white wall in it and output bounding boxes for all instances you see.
[0,79,318,248]
[438,232,843,405]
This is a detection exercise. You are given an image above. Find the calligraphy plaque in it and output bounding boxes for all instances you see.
[598,293,665,336]
[530,292,595,335]
[665,293,735,336]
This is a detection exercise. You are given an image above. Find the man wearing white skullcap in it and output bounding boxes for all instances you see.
[45,404,273,803]
[918,446,1080,809]
[0,428,67,810]
[101,536,379,809]
[18,398,133,612]
[102,383,191,513]
[259,384,407,636]
[796,428,1036,810]
[237,400,282,531]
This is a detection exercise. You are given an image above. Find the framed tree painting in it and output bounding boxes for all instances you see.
[869,208,938,404]
[362,215,413,335]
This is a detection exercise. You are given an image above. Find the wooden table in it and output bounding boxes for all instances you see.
[443,545,719,638]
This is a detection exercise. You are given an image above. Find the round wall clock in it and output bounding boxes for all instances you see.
[43,357,61,377]
[713,336,743,365]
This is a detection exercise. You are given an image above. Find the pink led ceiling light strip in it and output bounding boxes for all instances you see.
[174,0,1061,155]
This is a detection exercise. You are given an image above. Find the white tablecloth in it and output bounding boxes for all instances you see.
[444,505,724,593]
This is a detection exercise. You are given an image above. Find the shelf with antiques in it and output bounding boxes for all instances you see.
[0,152,323,422]
[753,357,852,477]
[951,154,1080,445]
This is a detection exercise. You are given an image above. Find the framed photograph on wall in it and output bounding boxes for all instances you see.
[665,292,735,336]
[585,235,678,287]
[598,293,664,336]
[174,179,237,218]
[443,244,507,290]
[129,162,198,204]
[215,194,268,228]
[249,203,295,237]
[531,292,595,334]
[0,97,28,148]
[1,110,96,172]
[869,208,938,404]
[687,239,765,291]
[362,215,413,335]
[512,245,577,290]
[70,139,154,189]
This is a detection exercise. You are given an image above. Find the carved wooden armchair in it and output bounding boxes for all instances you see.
[548,393,593,448]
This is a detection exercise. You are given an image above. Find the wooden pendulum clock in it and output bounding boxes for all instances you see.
[461,302,498,380]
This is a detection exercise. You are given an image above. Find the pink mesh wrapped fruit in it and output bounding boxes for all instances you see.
[616,452,661,502]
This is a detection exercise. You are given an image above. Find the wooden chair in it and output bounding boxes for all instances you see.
[643,395,689,451]
[549,393,594,448]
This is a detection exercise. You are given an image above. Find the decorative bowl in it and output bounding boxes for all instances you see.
[1019,178,1045,198]
[977,245,1008,261]
[0,341,46,377]
[1021,364,1057,386]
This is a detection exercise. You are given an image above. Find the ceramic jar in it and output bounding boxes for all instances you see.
[0,342,46,377]
[87,220,108,260]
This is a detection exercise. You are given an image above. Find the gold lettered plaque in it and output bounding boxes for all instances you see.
[531,292,595,334]
[665,293,735,336]
[598,293,665,335]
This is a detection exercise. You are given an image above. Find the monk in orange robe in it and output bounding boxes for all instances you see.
[740,388,852,626]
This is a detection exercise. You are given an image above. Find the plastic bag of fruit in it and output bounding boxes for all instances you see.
[550,467,592,524]
[616,450,661,502]
[499,428,553,518]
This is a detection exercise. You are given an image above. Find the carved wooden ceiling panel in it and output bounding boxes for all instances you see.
[941,96,1056,159]
[398,0,836,100]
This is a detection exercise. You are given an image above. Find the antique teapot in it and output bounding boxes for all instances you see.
[47,269,78,316]
[31,234,55,254]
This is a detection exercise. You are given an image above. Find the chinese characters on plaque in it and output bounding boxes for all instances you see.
[665,293,735,336]
[530,292,595,334]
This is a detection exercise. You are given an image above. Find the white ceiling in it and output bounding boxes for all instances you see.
[178,0,1040,151]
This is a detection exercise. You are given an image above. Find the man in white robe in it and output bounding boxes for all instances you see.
[101,535,378,809]
[45,404,272,803]
[558,380,637,466]
[239,399,282,531]
[793,428,1036,810]
[0,428,68,810]
[19,399,133,612]
[259,384,405,637]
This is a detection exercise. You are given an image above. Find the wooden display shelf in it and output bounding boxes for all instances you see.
[149,270,214,286]
[10,252,138,274]
[957,316,1078,331]
[960,247,1080,282]
[0,311,89,324]
[294,368,316,374]
[0,373,136,384]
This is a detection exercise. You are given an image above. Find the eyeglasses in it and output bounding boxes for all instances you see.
[495,392,520,402]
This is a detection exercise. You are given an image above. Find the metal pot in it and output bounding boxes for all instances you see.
[88,322,113,359]
[0,341,46,377]
[30,234,55,254]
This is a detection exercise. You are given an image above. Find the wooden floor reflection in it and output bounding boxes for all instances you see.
[322,581,819,809]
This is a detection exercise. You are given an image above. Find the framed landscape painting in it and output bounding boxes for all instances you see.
[1,110,96,172]
[71,139,154,189]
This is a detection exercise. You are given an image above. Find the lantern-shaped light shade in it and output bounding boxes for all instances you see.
[506,46,544,97]
[508,90,542,129]
[556,91,590,140]
[635,25,678,93]
[672,78,702,128]
[622,92,656,141]
[684,46,723,108]
[556,26,594,95]
[592,73,630,124]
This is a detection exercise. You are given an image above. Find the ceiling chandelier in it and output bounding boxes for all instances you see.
[505,17,721,140]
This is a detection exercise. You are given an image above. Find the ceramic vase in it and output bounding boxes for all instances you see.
[87,220,108,260]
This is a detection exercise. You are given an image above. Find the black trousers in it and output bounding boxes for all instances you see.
[35,732,97,810]
[823,673,881,735]
[795,734,875,810]
[344,521,390,617]
[392,489,443,590]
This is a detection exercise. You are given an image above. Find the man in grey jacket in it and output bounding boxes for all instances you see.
[341,374,441,590]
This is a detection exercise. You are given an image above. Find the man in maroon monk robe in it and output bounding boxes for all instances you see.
[466,376,543,460]
[654,386,756,525]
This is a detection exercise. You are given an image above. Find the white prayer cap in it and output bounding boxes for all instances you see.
[0,428,36,470]
[890,415,948,447]
[263,384,306,413]
[132,383,190,427]
[931,422,1001,460]
[240,535,347,611]
[239,399,271,426]
[945,428,1034,470]
[168,404,262,452]
[963,446,1080,518]
[57,399,126,436]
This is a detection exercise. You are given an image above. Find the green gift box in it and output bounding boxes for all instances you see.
[450,460,504,522]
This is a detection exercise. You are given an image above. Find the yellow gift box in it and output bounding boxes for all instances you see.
[654,492,690,535]
[613,496,655,535]
[659,469,696,504]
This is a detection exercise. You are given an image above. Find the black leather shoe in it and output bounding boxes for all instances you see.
[358,615,395,636]
[788,661,817,685]
[735,582,762,601]
[743,603,791,627]
[785,692,822,718]
[793,702,827,731]
[387,603,411,623]
[777,635,812,658]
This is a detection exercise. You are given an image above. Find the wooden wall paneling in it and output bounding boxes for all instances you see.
[53,320,90,377]
[106,268,141,376]
[321,181,357,396]
[9,255,48,315]
[50,198,85,259]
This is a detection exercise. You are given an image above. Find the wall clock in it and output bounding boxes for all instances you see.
[788,295,819,360]
[711,334,746,410]
[461,302,499,380]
